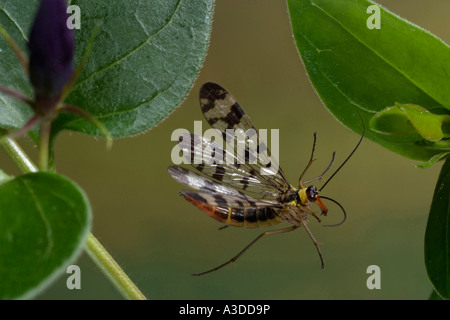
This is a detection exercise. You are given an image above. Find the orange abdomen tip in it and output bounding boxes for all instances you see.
[184,194,229,223]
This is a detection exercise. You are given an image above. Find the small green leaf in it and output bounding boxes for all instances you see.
[369,105,418,136]
[0,0,214,138]
[0,172,91,299]
[370,103,450,141]
[397,103,450,141]
[425,157,450,299]
[287,0,450,161]
[416,152,450,169]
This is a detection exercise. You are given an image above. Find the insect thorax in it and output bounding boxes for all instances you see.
[279,188,309,207]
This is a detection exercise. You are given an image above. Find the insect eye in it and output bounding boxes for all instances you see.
[306,185,318,201]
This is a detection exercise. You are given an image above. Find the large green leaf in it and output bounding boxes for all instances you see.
[425,158,450,299]
[0,0,214,138]
[429,289,445,300]
[0,172,91,299]
[287,0,450,162]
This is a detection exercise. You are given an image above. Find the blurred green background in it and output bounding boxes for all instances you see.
[1,0,449,299]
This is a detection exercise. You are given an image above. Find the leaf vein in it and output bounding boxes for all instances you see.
[71,0,182,91]
[21,179,54,259]
[309,0,436,104]
[0,8,28,41]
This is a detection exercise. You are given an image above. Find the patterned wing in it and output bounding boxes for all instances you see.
[169,165,254,198]
[180,190,281,208]
[177,132,285,198]
[168,166,283,228]
[199,82,290,192]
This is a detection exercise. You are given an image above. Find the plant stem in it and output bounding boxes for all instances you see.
[85,233,147,300]
[1,137,147,300]
[39,120,51,171]
[2,137,38,172]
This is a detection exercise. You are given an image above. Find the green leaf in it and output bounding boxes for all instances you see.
[429,289,445,300]
[416,152,450,169]
[370,103,450,141]
[369,105,416,136]
[287,0,450,162]
[0,172,91,299]
[0,0,214,138]
[0,169,12,185]
[397,104,448,141]
[425,157,450,299]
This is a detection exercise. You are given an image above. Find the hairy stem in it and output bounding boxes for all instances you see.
[2,137,38,172]
[0,86,33,105]
[1,138,146,300]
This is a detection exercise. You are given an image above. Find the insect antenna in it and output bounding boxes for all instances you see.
[319,114,365,192]
[320,196,346,227]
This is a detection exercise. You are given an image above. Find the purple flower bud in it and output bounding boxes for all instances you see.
[28,0,74,114]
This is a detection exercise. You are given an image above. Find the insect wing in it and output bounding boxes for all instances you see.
[199,82,290,192]
[180,190,281,208]
[177,132,284,198]
[169,165,248,197]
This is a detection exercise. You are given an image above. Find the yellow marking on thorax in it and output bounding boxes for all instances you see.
[298,188,308,206]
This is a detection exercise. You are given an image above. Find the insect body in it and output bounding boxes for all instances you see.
[168,82,362,276]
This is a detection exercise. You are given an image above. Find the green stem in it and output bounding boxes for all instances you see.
[1,137,147,300]
[2,137,38,173]
[39,120,51,171]
[85,233,147,300]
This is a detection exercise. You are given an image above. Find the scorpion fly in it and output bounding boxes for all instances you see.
[168,82,363,276]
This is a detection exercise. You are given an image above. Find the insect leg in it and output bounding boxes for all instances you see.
[192,225,299,276]
[298,132,317,188]
[301,219,325,269]
[302,151,336,185]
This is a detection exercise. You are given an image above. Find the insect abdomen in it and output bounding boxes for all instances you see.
[184,195,282,228]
